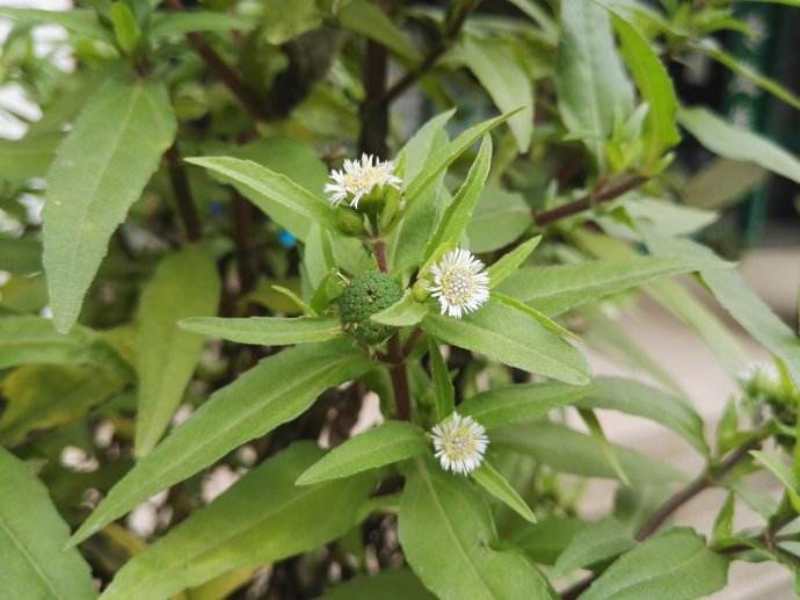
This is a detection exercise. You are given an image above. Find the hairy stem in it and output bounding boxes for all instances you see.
[533,174,648,227]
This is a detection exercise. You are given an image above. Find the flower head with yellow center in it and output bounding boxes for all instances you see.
[324,153,402,208]
[429,248,490,319]
[430,413,488,475]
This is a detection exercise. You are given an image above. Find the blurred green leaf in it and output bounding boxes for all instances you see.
[181,316,343,345]
[0,7,110,40]
[322,569,436,599]
[486,236,541,289]
[0,448,96,600]
[553,518,634,577]
[338,0,421,62]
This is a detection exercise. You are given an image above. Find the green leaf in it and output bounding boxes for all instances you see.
[451,35,534,152]
[553,518,635,577]
[511,517,587,565]
[467,184,530,254]
[296,421,427,486]
[623,197,717,236]
[0,237,42,274]
[404,109,521,207]
[100,443,377,600]
[577,376,708,455]
[683,158,766,210]
[698,42,800,112]
[750,451,800,512]
[493,423,685,484]
[338,0,421,63]
[149,11,256,38]
[70,339,372,545]
[110,2,140,54]
[471,460,537,523]
[322,569,436,600]
[371,291,430,327]
[43,73,177,333]
[701,268,800,388]
[422,298,590,385]
[493,292,576,341]
[263,0,322,44]
[186,157,336,241]
[578,407,630,486]
[460,382,588,430]
[581,528,729,600]
[0,363,128,446]
[428,338,455,422]
[556,0,634,169]
[0,448,96,600]
[486,237,541,289]
[134,247,221,457]
[0,316,96,368]
[679,107,800,185]
[399,459,556,600]
[612,16,680,163]
[180,316,343,346]
[423,135,493,267]
[0,132,61,183]
[497,256,700,316]
[0,7,110,40]
[711,493,735,545]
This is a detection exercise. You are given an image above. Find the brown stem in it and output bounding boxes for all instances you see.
[402,327,423,358]
[561,435,765,599]
[231,192,258,294]
[533,174,648,227]
[377,0,481,108]
[372,238,388,272]
[166,0,266,122]
[358,39,390,157]
[165,143,201,242]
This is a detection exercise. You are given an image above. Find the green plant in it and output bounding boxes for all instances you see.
[2,0,800,598]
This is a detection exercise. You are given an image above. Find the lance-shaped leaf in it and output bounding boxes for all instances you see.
[486,236,541,289]
[612,15,680,163]
[181,316,343,345]
[149,11,256,38]
[511,517,587,565]
[371,292,430,327]
[679,106,800,185]
[422,135,493,267]
[100,443,377,600]
[471,461,537,523]
[556,0,634,168]
[296,421,428,486]
[460,382,588,430]
[422,298,590,385]
[186,156,337,240]
[750,450,800,512]
[404,109,521,207]
[0,316,97,368]
[576,377,708,455]
[451,35,534,152]
[43,72,176,333]
[338,0,421,63]
[428,338,455,422]
[135,247,221,457]
[581,528,728,600]
[70,339,372,545]
[553,518,635,577]
[497,256,700,316]
[399,458,556,600]
[493,423,685,485]
[0,7,110,39]
[0,448,96,599]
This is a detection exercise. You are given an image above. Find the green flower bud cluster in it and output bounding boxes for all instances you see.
[338,272,403,345]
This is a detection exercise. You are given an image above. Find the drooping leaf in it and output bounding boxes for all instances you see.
[43,72,177,333]
[556,0,634,168]
[493,423,685,484]
[135,247,221,457]
[322,569,436,600]
[581,528,729,600]
[0,448,97,599]
[577,376,708,455]
[186,157,337,241]
[422,299,590,385]
[612,16,680,163]
[399,458,556,600]
[471,460,537,523]
[459,382,588,430]
[296,421,428,486]
[70,339,372,545]
[100,443,377,600]
[497,256,701,316]
[553,518,634,577]
[180,316,343,346]
[451,35,534,152]
[679,106,800,185]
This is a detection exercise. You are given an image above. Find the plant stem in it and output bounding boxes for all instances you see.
[165,143,201,242]
[359,39,390,158]
[560,434,766,600]
[533,174,648,227]
[231,192,258,294]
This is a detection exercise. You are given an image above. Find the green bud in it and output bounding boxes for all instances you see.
[338,272,403,345]
[412,279,430,302]
[335,207,365,236]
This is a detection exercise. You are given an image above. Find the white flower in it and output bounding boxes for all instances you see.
[431,413,489,475]
[324,153,402,208]
[429,248,490,319]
